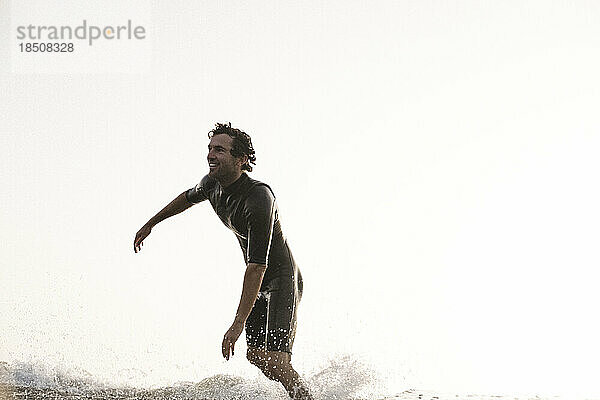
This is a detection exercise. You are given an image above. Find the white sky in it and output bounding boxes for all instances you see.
[1,0,600,397]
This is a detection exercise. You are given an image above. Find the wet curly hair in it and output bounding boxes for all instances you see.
[208,122,257,172]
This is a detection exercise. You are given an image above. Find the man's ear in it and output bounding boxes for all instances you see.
[238,154,248,167]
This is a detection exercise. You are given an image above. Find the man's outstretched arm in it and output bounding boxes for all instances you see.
[222,262,267,360]
[133,191,193,253]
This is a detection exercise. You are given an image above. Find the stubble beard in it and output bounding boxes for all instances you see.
[210,164,239,185]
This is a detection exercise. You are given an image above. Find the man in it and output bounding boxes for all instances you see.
[133,123,312,400]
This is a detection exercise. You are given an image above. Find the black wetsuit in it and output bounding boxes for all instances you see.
[185,173,302,354]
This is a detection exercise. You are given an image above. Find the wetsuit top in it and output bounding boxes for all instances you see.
[185,173,298,284]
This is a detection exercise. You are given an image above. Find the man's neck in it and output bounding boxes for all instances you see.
[218,171,244,189]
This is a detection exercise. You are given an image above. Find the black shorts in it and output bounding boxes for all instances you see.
[245,270,303,354]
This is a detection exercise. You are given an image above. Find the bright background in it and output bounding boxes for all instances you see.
[1,0,599,398]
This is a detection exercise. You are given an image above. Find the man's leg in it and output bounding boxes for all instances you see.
[247,347,313,400]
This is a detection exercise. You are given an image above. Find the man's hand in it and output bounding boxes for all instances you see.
[222,321,244,360]
[134,225,152,253]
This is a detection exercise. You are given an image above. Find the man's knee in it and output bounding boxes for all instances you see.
[247,347,266,368]
[247,348,292,379]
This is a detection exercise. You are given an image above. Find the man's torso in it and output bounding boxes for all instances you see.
[186,173,299,285]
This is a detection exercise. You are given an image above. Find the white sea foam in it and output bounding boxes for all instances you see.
[0,355,390,400]
[0,359,582,400]
[0,360,99,392]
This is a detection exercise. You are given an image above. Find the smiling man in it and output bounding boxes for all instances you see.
[133,123,312,400]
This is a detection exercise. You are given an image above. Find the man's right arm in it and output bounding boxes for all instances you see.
[133,191,193,253]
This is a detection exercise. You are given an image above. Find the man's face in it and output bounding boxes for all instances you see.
[207,134,245,181]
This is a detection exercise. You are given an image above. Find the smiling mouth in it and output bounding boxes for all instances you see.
[209,162,218,169]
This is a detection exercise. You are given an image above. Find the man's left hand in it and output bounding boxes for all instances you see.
[222,321,244,360]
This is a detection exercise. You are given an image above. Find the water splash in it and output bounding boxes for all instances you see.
[0,355,388,400]
[0,361,571,400]
[0,360,97,391]
[308,354,384,400]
